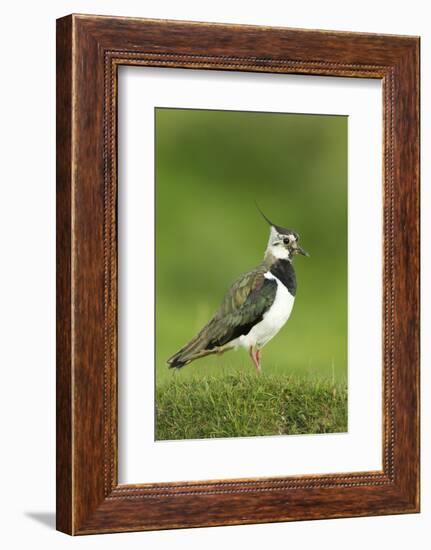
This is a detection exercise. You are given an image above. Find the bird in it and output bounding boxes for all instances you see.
[167,208,309,373]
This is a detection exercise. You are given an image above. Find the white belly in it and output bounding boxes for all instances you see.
[232,272,295,350]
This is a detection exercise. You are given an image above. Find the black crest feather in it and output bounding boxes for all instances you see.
[255,202,293,236]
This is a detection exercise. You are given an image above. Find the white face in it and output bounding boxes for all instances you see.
[266,227,296,260]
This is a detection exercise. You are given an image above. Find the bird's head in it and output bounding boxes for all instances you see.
[257,205,309,261]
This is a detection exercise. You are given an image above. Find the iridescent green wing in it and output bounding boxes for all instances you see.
[205,266,277,349]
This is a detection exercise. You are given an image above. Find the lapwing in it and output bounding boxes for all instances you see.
[167,209,308,373]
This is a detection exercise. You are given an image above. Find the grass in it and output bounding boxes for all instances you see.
[155,372,347,440]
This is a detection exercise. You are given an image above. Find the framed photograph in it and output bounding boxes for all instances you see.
[56,14,420,535]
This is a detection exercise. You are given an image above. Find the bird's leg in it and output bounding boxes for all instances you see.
[256,349,262,372]
[249,346,262,374]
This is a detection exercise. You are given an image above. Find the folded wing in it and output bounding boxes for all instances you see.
[167,267,277,368]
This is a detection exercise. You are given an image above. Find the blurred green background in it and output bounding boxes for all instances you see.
[155,108,347,386]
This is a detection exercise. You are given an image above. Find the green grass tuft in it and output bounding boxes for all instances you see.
[156,372,347,440]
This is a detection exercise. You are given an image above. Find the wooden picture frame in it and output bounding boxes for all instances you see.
[56,14,420,535]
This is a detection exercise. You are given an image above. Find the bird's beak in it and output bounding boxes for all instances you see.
[294,244,310,257]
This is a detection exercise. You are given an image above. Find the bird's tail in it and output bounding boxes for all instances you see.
[167,328,215,369]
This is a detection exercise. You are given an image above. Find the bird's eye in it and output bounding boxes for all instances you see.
[283,238,290,245]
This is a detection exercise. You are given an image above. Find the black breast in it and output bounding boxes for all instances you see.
[270,259,297,296]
